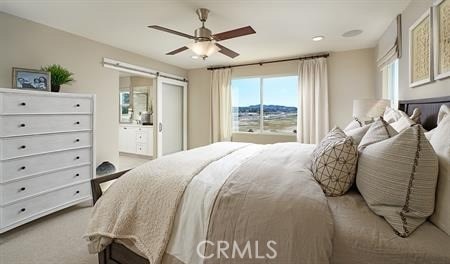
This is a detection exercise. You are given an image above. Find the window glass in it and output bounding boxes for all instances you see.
[231,76,298,134]
[262,76,298,133]
[232,78,261,132]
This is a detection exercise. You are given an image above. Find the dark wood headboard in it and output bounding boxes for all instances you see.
[399,96,450,131]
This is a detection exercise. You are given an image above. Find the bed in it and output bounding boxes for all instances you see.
[88,96,450,264]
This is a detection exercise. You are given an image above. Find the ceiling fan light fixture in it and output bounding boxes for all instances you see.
[188,41,220,58]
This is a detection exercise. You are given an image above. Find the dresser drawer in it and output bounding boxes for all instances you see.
[0,165,91,204]
[1,182,91,228]
[0,148,91,183]
[0,115,92,137]
[0,131,92,160]
[136,143,149,155]
[0,93,92,114]
[136,132,148,143]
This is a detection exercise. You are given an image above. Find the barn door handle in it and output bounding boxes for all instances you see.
[159,122,163,132]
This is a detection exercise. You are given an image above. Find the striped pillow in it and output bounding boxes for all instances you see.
[358,117,397,151]
[356,125,439,237]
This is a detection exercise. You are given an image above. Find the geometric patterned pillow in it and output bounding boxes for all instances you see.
[312,127,358,196]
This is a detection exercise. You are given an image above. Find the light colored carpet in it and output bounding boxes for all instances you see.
[0,155,150,264]
[0,204,96,264]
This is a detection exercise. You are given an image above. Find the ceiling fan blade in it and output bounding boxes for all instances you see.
[148,25,195,39]
[212,26,256,41]
[166,46,189,55]
[216,43,239,58]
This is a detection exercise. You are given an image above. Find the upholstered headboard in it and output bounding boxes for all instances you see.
[399,96,450,131]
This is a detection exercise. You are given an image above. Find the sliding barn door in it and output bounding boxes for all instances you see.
[156,77,187,157]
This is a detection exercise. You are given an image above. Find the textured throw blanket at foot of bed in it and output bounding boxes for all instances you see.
[85,142,250,264]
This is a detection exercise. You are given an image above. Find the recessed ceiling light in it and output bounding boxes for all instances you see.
[191,55,200,59]
[312,36,325,41]
[342,29,363,37]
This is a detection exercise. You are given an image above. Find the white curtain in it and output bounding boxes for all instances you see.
[297,57,329,144]
[211,68,232,142]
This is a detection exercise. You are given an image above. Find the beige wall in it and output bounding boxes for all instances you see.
[376,0,450,100]
[0,12,186,166]
[187,48,376,148]
[328,48,377,127]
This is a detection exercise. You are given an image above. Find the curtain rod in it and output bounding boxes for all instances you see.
[207,53,330,71]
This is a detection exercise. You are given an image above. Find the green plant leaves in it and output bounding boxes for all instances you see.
[41,64,74,86]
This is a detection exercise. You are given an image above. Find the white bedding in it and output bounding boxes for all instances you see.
[328,191,450,264]
[166,144,265,264]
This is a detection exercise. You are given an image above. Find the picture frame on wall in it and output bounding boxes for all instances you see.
[12,67,51,92]
[433,0,450,80]
[409,8,433,87]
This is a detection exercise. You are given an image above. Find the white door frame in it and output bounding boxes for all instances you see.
[156,76,188,157]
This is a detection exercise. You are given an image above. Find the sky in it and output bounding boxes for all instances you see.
[232,76,298,107]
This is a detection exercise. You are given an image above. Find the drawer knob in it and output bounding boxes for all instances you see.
[20,102,27,106]
[75,139,80,142]
[75,104,80,107]
[20,208,26,213]
[75,190,80,194]
[19,145,26,149]
[75,121,80,125]
[75,156,80,160]
[19,123,26,127]
[75,173,80,177]
[19,187,26,191]
[20,166,26,170]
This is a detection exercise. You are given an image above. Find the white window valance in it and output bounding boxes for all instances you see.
[377,15,402,69]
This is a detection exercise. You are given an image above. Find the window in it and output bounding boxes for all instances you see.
[382,59,399,108]
[232,76,298,134]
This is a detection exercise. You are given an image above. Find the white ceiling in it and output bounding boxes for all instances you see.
[0,0,410,69]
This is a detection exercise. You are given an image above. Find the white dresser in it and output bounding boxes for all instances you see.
[0,88,95,233]
[119,124,153,156]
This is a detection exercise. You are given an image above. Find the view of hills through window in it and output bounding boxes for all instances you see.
[232,76,298,134]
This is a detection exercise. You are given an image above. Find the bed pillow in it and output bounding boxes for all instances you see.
[437,104,450,125]
[429,115,450,235]
[390,114,416,132]
[356,125,439,237]
[344,124,371,145]
[358,118,397,151]
[383,106,404,123]
[344,118,363,132]
[312,127,358,197]
[410,108,422,123]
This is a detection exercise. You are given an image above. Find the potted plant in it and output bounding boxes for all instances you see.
[41,64,74,92]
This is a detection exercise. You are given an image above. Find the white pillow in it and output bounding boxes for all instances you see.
[357,125,439,237]
[345,124,371,145]
[437,104,450,125]
[424,129,435,141]
[410,108,422,123]
[344,118,363,132]
[358,118,398,151]
[429,115,450,235]
[383,106,404,123]
[390,115,416,132]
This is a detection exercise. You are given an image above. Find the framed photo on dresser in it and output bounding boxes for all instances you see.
[433,0,450,80]
[409,8,433,87]
[12,67,51,92]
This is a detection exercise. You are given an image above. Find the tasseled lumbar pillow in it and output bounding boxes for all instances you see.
[356,125,439,237]
[312,127,358,197]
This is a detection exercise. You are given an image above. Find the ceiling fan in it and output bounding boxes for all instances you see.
[148,8,255,60]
